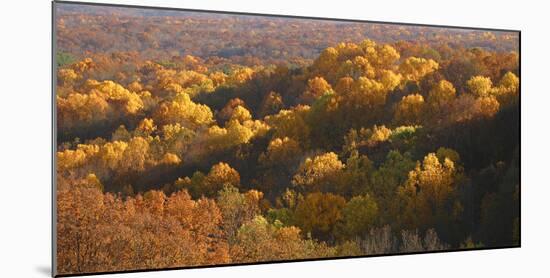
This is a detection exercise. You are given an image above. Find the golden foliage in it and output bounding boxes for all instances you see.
[398,57,439,82]
[428,80,456,111]
[467,76,494,97]
[292,152,344,190]
[397,152,460,230]
[160,152,182,165]
[230,105,253,123]
[259,137,302,166]
[54,26,519,274]
[302,76,333,103]
[265,106,311,147]
[154,92,214,128]
[203,162,241,195]
[230,216,332,262]
[57,80,144,130]
[294,192,346,236]
[394,94,426,125]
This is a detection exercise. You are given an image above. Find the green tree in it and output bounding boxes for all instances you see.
[340,194,379,239]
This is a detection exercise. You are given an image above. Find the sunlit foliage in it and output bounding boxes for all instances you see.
[55,6,519,274]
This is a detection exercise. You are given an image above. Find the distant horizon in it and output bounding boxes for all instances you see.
[55,2,519,62]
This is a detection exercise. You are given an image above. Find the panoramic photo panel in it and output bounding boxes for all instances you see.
[54,1,520,276]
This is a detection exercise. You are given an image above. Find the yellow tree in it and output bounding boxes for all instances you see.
[467,76,493,97]
[119,137,150,173]
[153,92,214,129]
[301,76,333,103]
[218,98,246,123]
[397,152,462,231]
[229,105,253,123]
[197,162,241,197]
[474,96,500,118]
[343,125,392,153]
[494,71,519,106]
[134,118,157,137]
[292,152,344,192]
[427,80,456,115]
[394,94,426,125]
[229,216,333,263]
[311,47,339,83]
[399,57,439,83]
[226,67,254,86]
[497,72,519,92]
[85,80,144,114]
[58,68,79,86]
[265,105,311,147]
[334,77,355,95]
[259,137,302,167]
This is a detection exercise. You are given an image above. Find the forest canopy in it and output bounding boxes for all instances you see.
[55,3,520,276]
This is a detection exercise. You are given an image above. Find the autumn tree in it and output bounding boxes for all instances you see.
[216,185,263,243]
[218,98,247,123]
[230,216,335,263]
[294,192,346,239]
[197,117,269,155]
[343,125,392,152]
[301,76,333,103]
[201,162,241,197]
[467,76,493,97]
[119,136,150,173]
[394,94,426,125]
[154,92,214,129]
[292,152,345,192]
[265,105,311,147]
[427,80,456,120]
[474,96,500,118]
[57,80,145,132]
[57,184,229,274]
[398,57,439,83]
[397,152,463,234]
[494,71,519,106]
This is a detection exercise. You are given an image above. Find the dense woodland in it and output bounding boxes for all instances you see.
[55,4,520,275]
